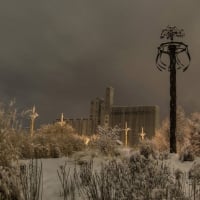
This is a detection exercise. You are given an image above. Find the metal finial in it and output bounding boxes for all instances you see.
[160,26,185,41]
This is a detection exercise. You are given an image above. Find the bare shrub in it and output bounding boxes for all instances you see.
[57,162,76,200]
[20,159,43,200]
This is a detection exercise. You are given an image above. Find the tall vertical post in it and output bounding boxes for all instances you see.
[140,127,146,141]
[30,105,39,137]
[156,26,191,153]
[124,122,131,147]
[169,45,177,153]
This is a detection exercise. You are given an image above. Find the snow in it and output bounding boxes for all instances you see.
[20,150,200,200]
[166,153,200,172]
[42,157,67,200]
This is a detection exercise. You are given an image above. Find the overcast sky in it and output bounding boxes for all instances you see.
[0,0,199,125]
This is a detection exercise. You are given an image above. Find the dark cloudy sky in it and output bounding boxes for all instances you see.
[0,0,199,125]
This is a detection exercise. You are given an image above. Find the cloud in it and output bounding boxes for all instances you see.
[0,0,199,124]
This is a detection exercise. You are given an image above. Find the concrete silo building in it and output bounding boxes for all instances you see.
[60,87,159,146]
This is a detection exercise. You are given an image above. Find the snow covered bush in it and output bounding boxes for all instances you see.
[65,154,188,200]
[78,159,93,186]
[0,100,25,166]
[188,163,200,199]
[188,163,200,182]
[88,126,120,156]
[128,152,174,199]
[0,166,24,200]
[158,150,170,160]
[0,133,19,167]
[5,123,86,159]
[57,152,200,200]
[179,145,195,162]
[139,139,157,159]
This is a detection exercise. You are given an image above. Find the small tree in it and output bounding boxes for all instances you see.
[188,112,200,156]
[153,106,190,153]
[89,126,120,156]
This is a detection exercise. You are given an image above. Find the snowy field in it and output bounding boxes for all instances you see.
[22,150,200,200]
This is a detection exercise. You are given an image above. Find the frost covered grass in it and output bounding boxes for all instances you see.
[1,147,200,200]
[55,151,200,200]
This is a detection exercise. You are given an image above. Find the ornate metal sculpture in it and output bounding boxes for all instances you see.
[156,26,191,153]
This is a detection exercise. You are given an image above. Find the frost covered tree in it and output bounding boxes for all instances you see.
[90,125,121,156]
[188,112,200,156]
[153,106,190,152]
[0,100,23,134]
[0,100,25,166]
[176,106,191,152]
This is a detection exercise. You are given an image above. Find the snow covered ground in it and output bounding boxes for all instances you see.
[21,150,200,200]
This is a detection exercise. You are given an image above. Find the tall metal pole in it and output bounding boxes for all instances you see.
[156,26,191,153]
[169,44,177,153]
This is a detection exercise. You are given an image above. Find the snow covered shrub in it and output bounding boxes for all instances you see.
[0,133,19,167]
[57,154,193,200]
[129,153,172,194]
[139,139,157,159]
[32,123,85,158]
[89,126,120,156]
[151,188,167,199]
[18,135,34,159]
[37,123,74,135]
[0,100,23,134]
[158,150,170,160]
[48,144,61,158]
[188,163,200,181]
[72,155,182,200]
[57,162,76,200]
[188,163,200,199]
[172,168,187,198]
[179,145,195,162]
[129,152,149,173]
[79,159,93,186]
[20,159,43,200]
[0,166,24,200]
[0,101,26,166]
[33,144,50,158]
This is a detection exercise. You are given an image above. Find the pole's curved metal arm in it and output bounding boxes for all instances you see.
[156,42,191,72]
